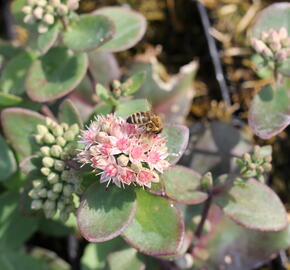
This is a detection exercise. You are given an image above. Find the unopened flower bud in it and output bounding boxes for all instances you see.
[278,27,288,40]
[47,172,59,184]
[35,134,43,144]
[261,31,269,41]
[61,123,69,131]
[70,124,79,136]
[22,6,32,14]
[50,0,61,7]
[46,5,54,13]
[63,184,73,196]
[67,0,79,10]
[40,146,50,156]
[264,155,272,163]
[43,13,54,24]
[47,190,58,200]
[131,161,142,172]
[32,179,44,188]
[53,183,63,193]
[42,157,54,168]
[248,163,256,170]
[38,24,48,34]
[29,189,39,199]
[56,136,66,147]
[201,172,213,191]
[54,160,65,171]
[50,145,62,158]
[281,37,290,47]
[268,30,280,44]
[58,4,68,15]
[43,133,55,144]
[243,153,251,163]
[41,167,51,176]
[117,155,129,166]
[61,170,70,181]
[256,166,264,174]
[28,0,36,5]
[38,188,47,198]
[33,7,44,19]
[276,49,287,61]
[44,200,56,210]
[269,41,281,52]
[263,163,272,172]
[37,0,47,7]
[63,130,75,141]
[31,200,43,210]
[60,152,69,160]
[253,145,260,154]
[51,125,63,137]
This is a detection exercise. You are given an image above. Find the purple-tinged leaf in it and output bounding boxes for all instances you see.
[161,166,208,205]
[77,184,136,242]
[26,47,88,102]
[163,124,189,165]
[122,189,184,256]
[249,84,290,139]
[94,7,147,53]
[58,99,83,127]
[215,179,287,231]
[1,107,45,157]
[107,248,145,270]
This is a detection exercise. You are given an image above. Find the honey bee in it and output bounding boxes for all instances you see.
[126,111,163,134]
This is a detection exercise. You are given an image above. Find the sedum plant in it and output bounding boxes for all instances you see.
[0,1,289,270]
[249,3,290,139]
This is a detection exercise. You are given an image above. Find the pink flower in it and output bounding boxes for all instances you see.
[77,114,170,188]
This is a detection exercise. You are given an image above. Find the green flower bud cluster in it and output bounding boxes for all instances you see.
[235,145,272,183]
[22,0,80,34]
[29,118,82,222]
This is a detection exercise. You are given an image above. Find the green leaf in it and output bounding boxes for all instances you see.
[63,14,114,52]
[249,84,290,139]
[122,189,184,256]
[95,84,117,105]
[1,108,45,157]
[94,7,147,53]
[279,60,290,77]
[115,99,151,118]
[0,250,49,270]
[77,184,136,242]
[0,134,17,182]
[81,238,125,270]
[162,124,189,165]
[252,3,290,39]
[38,218,73,237]
[251,54,273,79]
[0,191,39,251]
[161,166,208,205]
[0,51,36,95]
[0,92,22,107]
[215,179,287,231]
[58,99,83,127]
[31,247,70,270]
[107,248,145,270]
[26,47,88,102]
[88,103,114,123]
[122,72,146,96]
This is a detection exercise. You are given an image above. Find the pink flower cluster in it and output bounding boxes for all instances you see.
[77,114,170,188]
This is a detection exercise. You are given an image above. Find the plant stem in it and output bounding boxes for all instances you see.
[194,194,212,238]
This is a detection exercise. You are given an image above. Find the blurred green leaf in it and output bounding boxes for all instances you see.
[81,238,125,270]
[162,124,189,165]
[107,248,145,270]
[122,189,184,256]
[63,15,114,52]
[0,134,17,182]
[38,218,73,237]
[215,179,287,231]
[0,51,36,95]
[94,7,147,53]
[0,191,39,251]
[115,99,151,118]
[0,250,49,270]
[0,92,22,107]
[78,184,136,242]
[161,166,208,205]
[122,72,146,96]
[249,84,290,139]
[26,47,88,102]
[1,108,45,157]
[95,84,117,106]
[58,99,83,127]
[251,54,273,79]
